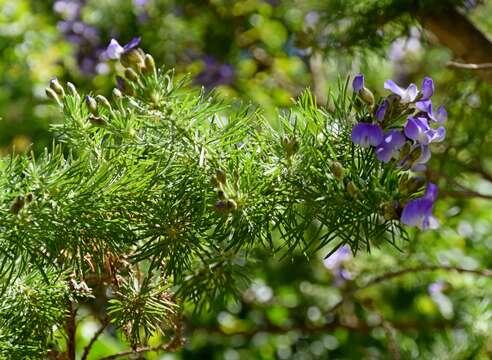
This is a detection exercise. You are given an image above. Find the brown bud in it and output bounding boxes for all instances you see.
[95,95,111,109]
[10,195,25,215]
[124,68,140,83]
[143,54,157,76]
[346,181,358,198]
[85,95,98,115]
[121,48,145,69]
[215,169,227,184]
[331,161,344,180]
[359,87,374,106]
[50,78,65,96]
[45,88,61,105]
[66,82,78,98]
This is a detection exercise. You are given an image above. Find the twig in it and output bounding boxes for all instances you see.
[325,264,492,315]
[65,302,77,360]
[447,61,492,70]
[99,342,176,360]
[81,319,110,360]
[441,190,492,200]
[100,320,184,360]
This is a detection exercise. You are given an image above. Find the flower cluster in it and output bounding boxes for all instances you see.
[351,74,447,230]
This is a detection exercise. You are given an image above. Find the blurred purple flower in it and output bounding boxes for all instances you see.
[133,0,148,6]
[194,56,235,89]
[401,182,439,229]
[351,123,383,148]
[323,245,352,269]
[416,100,448,123]
[384,79,418,103]
[428,280,446,295]
[324,245,353,286]
[375,130,406,163]
[404,116,446,145]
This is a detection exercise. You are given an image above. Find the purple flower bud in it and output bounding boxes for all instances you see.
[375,99,389,121]
[401,182,439,230]
[351,123,383,148]
[375,130,406,163]
[352,74,364,94]
[421,76,434,100]
[384,79,418,103]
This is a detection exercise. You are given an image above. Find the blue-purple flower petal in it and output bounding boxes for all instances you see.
[106,39,124,59]
[384,79,418,103]
[401,182,439,229]
[123,37,141,51]
[375,130,406,163]
[352,74,364,94]
[421,77,434,100]
[375,99,389,121]
[351,123,383,148]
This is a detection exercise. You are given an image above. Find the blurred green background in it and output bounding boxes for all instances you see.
[2,0,492,358]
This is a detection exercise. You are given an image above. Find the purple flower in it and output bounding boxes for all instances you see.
[352,74,364,94]
[421,77,434,100]
[428,280,446,295]
[351,123,383,148]
[375,99,389,121]
[375,130,406,163]
[404,117,446,145]
[133,0,148,6]
[416,100,447,123]
[323,245,352,269]
[105,37,141,60]
[384,79,418,103]
[401,182,439,230]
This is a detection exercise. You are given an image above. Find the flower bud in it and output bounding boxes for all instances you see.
[116,76,136,96]
[226,199,237,211]
[215,169,227,185]
[282,135,299,157]
[399,176,426,195]
[66,82,78,97]
[124,68,140,83]
[214,200,228,214]
[112,88,123,101]
[216,189,227,200]
[143,54,157,76]
[89,116,107,127]
[381,201,399,220]
[331,161,344,180]
[45,88,61,105]
[121,48,145,69]
[50,78,65,96]
[95,95,112,109]
[346,181,358,198]
[85,95,98,115]
[359,87,374,106]
[10,195,25,215]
